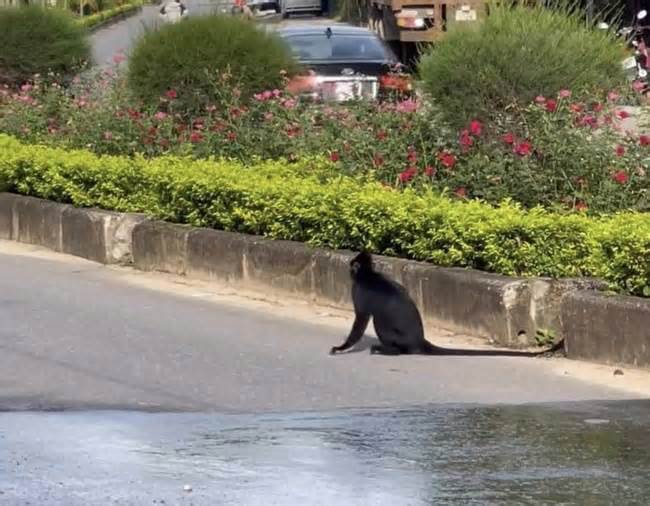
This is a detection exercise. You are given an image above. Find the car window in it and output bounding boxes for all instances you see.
[283,34,392,61]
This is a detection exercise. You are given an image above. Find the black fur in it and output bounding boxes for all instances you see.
[329,251,565,357]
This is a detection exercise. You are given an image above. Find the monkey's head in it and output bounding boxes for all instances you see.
[350,251,373,278]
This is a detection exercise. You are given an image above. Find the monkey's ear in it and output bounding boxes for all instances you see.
[358,250,373,264]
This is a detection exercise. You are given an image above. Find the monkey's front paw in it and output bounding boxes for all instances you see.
[329,347,340,355]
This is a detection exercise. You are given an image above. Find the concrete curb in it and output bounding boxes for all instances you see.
[2,193,648,367]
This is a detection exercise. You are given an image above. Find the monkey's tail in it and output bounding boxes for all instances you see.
[419,339,565,357]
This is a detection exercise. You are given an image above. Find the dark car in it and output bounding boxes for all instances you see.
[276,24,412,102]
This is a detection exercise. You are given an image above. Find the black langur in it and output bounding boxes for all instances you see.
[329,251,565,357]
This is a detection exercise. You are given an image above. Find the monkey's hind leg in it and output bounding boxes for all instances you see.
[370,343,402,355]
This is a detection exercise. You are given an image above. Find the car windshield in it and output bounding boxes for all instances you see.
[283,33,392,61]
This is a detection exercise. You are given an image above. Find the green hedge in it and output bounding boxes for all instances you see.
[78,1,142,29]
[0,134,648,297]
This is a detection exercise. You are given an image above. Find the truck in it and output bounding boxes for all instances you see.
[361,0,487,62]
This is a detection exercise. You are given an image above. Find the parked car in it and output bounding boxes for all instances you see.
[275,24,412,102]
[279,0,322,19]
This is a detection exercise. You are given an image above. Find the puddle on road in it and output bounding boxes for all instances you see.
[1,400,650,504]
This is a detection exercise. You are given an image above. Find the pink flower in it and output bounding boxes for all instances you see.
[103,131,113,141]
[559,89,571,98]
[607,91,620,102]
[165,89,178,100]
[640,135,650,146]
[282,98,297,109]
[514,141,532,157]
[264,112,274,122]
[535,95,546,104]
[396,98,418,113]
[612,170,629,184]
[20,84,33,93]
[454,187,467,198]
[569,103,584,113]
[437,151,457,169]
[591,102,604,112]
[545,99,557,113]
[578,115,598,129]
[633,80,645,92]
[469,119,482,136]
[424,166,436,177]
[615,145,626,157]
[501,132,515,145]
[189,131,203,143]
[112,53,126,65]
[616,109,631,120]
[329,151,340,162]
[153,111,167,121]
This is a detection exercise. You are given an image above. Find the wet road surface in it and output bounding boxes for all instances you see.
[2,401,650,504]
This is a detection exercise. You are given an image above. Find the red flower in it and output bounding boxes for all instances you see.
[424,166,436,177]
[574,201,588,212]
[615,145,625,157]
[226,131,237,142]
[376,130,388,141]
[406,146,417,163]
[329,151,340,162]
[616,109,631,120]
[454,187,467,198]
[459,130,474,149]
[373,154,384,167]
[399,167,417,183]
[640,135,650,146]
[569,103,584,113]
[514,141,532,157]
[189,131,203,143]
[501,132,515,145]
[545,99,557,113]
[437,151,457,169]
[165,89,178,100]
[591,102,604,112]
[469,119,482,136]
[612,170,629,184]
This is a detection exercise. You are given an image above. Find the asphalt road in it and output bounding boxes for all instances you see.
[0,241,643,412]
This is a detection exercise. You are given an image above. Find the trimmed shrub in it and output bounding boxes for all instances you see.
[0,134,648,297]
[126,14,298,113]
[78,2,142,29]
[417,0,627,126]
[0,6,90,87]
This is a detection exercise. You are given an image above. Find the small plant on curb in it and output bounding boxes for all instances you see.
[535,329,557,347]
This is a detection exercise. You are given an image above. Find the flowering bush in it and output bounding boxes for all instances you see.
[0,69,648,213]
[1,134,648,297]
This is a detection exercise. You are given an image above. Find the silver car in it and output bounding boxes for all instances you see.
[279,0,322,18]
